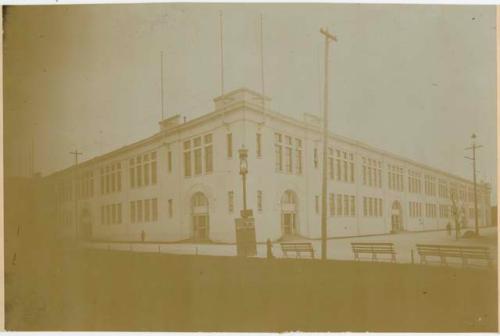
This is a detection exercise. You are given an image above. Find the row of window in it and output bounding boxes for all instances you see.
[363,197,383,217]
[329,193,356,217]
[78,171,95,199]
[362,157,382,188]
[328,149,355,183]
[275,133,303,174]
[409,202,423,217]
[130,198,158,223]
[100,203,123,225]
[184,134,213,177]
[130,152,158,188]
[101,162,122,195]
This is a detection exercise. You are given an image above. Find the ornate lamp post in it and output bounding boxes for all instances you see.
[239,147,249,216]
[234,145,256,256]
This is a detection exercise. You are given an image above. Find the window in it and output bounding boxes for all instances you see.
[275,133,283,172]
[284,136,293,173]
[168,199,173,218]
[328,148,334,179]
[350,196,355,216]
[363,197,382,217]
[424,175,436,196]
[145,199,151,222]
[388,164,404,191]
[257,191,263,211]
[137,200,143,223]
[314,148,318,168]
[167,151,172,173]
[129,159,135,188]
[184,141,191,177]
[205,135,213,173]
[295,139,302,174]
[228,191,234,213]
[329,193,335,217]
[336,194,342,216]
[152,198,158,221]
[227,133,233,158]
[408,170,422,194]
[130,201,136,224]
[315,195,319,214]
[362,157,382,188]
[194,148,202,175]
[256,133,262,157]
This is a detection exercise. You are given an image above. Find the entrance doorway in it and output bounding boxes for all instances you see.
[391,200,403,232]
[281,190,298,236]
[191,192,209,241]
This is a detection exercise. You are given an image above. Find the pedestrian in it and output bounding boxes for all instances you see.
[266,239,274,259]
[446,222,451,236]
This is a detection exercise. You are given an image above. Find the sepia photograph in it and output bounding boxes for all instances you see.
[3,2,498,332]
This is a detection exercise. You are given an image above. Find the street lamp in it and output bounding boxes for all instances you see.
[234,145,256,257]
[239,146,249,216]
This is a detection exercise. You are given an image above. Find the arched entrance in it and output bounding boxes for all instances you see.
[281,190,298,236]
[391,201,403,232]
[191,192,209,241]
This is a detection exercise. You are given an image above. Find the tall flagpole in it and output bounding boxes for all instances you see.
[319,27,337,261]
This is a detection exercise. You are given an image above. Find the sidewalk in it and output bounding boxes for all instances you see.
[83,226,498,264]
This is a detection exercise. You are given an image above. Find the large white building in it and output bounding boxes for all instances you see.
[47,88,492,243]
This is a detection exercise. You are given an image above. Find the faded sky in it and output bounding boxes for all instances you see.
[4,4,497,200]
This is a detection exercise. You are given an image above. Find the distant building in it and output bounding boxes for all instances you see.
[44,88,492,243]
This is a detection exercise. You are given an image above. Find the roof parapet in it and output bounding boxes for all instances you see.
[213,88,271,111]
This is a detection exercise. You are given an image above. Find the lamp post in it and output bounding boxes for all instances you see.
[234,145,256,256]
[239,147,248,215]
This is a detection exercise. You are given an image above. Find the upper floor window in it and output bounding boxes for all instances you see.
[227,133,233,158]
[184,134,213,177]
[256,133,262,158]
[424,175,436,196]
[388,164,404,192]
[274,132,302,175]
[438,179,448,198]
[101,162,122,194]
[130,151,157,188]
[334,149,354,183]
[362,157,382,188]
[408,169,422,194]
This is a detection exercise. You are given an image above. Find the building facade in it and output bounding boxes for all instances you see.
[46,88,492,243]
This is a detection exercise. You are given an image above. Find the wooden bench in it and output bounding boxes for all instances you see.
[416,244,491,268]
[280,242,315,259]
[351,242,396,263]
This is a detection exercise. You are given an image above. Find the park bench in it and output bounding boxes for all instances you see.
[280,242,315,259]
[416,244,492,268]
[351,242,396,263]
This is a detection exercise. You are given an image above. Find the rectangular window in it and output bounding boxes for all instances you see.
[350,196,355,216]
[130,201,136,224]
[337,194,342,216]
[329,193,335,217]
[315,195,319,214]
[167,151,172,173]
[205,145,213,173]
[101,205,105,225]
[151,161,157,185]
[228,191,234,213]
[343,194,349,215]
[168,199,173,218]
[350,162,354,183]
[275,144,283,172]
[379,199,383,217]
[227,133,233,158]
[117,203,122,224]
[314,148,318,168]
[137,165,142,187]
[257,191,263,211]
[152,198,158,221]
[285,147,292,173]
[137,200,143,223]
[145,199,151,222]
[184,152,191,177]
[144,162,150,185]
[130,161,135,188]
[256,133,262,157]
[194,148,202,175]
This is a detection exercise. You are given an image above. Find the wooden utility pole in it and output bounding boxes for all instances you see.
[319,28,337,261]
[465,133,483,236]
[70,149,83,240]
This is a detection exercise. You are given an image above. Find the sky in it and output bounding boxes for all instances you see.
[3,3,497,200]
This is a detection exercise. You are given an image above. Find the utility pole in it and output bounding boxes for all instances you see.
[465,133,483,236]
[319,27,337,261]
[70,149,83,240]
[160,51,165,121]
